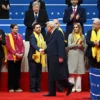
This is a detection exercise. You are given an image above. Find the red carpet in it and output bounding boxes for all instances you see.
[0,92,91,100]
[0,72,90,92]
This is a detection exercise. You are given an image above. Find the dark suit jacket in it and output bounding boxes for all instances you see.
[0,0,10,19]
[86,29,100,68]
[29,0,46,10]
[97,0,100,18]
[65,0,83,7]
[24,9,49,41]
[63,6,86,38]
[0,29,5,58]
[28,33,41,61]
[46,29,69,81]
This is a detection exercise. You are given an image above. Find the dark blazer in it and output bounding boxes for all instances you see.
[46,29,69,81]
[86,29,95,58]
[97,0,100,18]
[24,9,49,41]
[0,29,5,58]
[0,0,10,19]
[65,0,83,7]
[29,0,46,10]
[28,33,41,61]
[86,29,100,68]
[63,6,86,38]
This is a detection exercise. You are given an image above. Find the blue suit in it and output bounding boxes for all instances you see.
[97,0,100,18]
[63,6,86,39]
[28,34,42,92]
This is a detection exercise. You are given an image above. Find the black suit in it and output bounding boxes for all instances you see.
[0,0,10,19]
[29,0,46,10]
[86,29,100,69]
[28,34,42,91]
[0,29,5,78]
[46,29,71,95]
[65,0,83,7]
[24,9,49,41]
[63,6,86,39]
[97,0,100,18]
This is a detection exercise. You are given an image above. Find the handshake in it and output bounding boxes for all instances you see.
[39,49,45,54]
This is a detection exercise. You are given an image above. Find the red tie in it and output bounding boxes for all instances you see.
[73,7,76,23]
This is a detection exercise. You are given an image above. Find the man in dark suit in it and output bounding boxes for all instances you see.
[65,0,83,7]
[97,0,100,19]
[24,1,49,41]
[29,0,46,10]
[44,21,74,96]
[86,19,100,69]
[28,23,45,92]
[0,29,5,78]
[63,0,86,39]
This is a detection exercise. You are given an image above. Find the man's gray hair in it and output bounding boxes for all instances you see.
[32,1,40,7]
[46,21,56,28]
[94,18,100,26]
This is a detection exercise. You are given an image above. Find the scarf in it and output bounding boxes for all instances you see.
[7,34,16,62]
[32,32,46,67]
[71,33,83,45]
[58,27,67,43]
[90,29,100,62]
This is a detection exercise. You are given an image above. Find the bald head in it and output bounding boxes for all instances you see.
[93,18,100,30]
[53,19,60,28]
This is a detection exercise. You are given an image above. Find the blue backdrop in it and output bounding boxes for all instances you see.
[0,0,98,39]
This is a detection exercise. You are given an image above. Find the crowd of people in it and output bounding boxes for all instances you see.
[0,0,100,98]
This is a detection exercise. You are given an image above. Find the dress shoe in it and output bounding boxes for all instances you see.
[30,89,36,93]
[66,84,74,96]
[58,87,64,92]
[43,93,56,96]
[36,88,42,92]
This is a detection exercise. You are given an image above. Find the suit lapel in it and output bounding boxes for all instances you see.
[75,6,80,15]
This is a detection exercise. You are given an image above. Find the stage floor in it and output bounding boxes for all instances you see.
[0,92,91,100]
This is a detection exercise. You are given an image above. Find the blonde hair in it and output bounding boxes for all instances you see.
[71,23,83,42]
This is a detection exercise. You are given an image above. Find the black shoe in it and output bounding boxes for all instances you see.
[66,84,74,96]
[58,87,64,92]
[43,93,56,96]
[36,88,42,92]
[30,89,36,93]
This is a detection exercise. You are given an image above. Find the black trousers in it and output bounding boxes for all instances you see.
[28,60,42,91]
[8,60,21,90]
[48,79,71,95]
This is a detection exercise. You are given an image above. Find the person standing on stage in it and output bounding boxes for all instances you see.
[44,21,74,96]
[6,24,25,92]
[0,0,10,19]
[24,1,49,41]
[28,23,46,93]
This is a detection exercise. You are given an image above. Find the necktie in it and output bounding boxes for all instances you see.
[34,13,38,20]
[73,7,76,23]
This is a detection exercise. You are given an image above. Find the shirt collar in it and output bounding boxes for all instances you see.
[72,5,78,9]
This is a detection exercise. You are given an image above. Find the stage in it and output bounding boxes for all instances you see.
[0,92,91,100]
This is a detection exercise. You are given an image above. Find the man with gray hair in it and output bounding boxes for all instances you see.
[24,1,49,41]
[86,18,100,99]
[44,21,74,96]
[86,18,100,68]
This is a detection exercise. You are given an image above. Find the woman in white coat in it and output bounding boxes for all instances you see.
[68,23,85,92]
